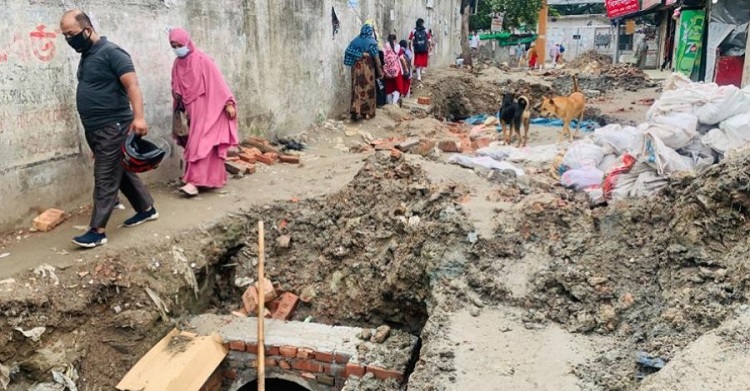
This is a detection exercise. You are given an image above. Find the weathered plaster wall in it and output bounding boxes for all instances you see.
[0,0,461,231]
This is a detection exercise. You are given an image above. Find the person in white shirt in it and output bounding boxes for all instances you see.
[470,30,480,52]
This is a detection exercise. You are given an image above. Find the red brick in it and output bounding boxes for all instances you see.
[228,340,246,352]
[223,342,230,350]
[279,360,292,370]
[438,140,460,153]
[345,363,366,378]
[266,358,278,367]
[471,137,492,150]
[239,152,257,164]
[272,292,299,321]
[246,343,259,354]
[300,372,316,380]
[417,96,431,105]
[241,286,258,314]
[241,147,263,156]
[292,359,324,373]
[226,156,240,162]
[33,208,65,232]
[296,348,314,359]
[367,366,404,381]
[256,278,277,303]
[334,353,351,364]
[314,351,335,363]
[279,155,300,164]
[256,153,276,165]
[279,346,298,358]
[390,148,403,160]
[266,346,280,356]
[223,369,237,380]
[225,161,246,175]
[236,161,256,174]
[414,140,435,156]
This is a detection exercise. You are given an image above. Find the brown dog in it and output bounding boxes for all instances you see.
[539,75,585,142]
[498,94,532,147]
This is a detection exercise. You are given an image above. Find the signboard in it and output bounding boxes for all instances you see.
[573,34,582,40]
[490,13,505,33]
[548,0,604,3]
[675,9,706,81]
[605,0,640,19]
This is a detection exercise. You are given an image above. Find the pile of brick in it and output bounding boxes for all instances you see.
[225,137,301,176]
[233,277,300,321]
[360,122,495,157]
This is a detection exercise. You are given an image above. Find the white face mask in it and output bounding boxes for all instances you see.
[174,46,189,58]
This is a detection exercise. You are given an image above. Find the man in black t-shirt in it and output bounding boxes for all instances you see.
[60,10,158,248]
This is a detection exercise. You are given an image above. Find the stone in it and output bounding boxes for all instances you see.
[276,235,291,248]
[371,325,391,343]
[359,329,373,341]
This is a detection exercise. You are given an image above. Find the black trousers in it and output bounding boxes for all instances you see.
[84,121,153,229]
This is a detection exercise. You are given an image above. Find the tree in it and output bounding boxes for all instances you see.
[461,0,473,66]
[470,0,544,31]
[551,3,606,15]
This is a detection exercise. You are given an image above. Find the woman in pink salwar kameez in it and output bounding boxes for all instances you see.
[169,28,238,197]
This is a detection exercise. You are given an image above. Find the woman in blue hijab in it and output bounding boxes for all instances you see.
[344,24,383,121]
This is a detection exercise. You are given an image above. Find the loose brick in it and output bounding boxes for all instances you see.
[438,140,460,153]
[279,360,292,370]
[256,277,277,303]
[334,352,351,364]
[296,348,314,359]
[241,286,258,314]
[316,374,336,386]
[390,148,403,160]
[241,147,263,156]
[255,153,276,165]
[417,96,431,105]
[32,208,65,232]
[272,292,299,321]
[279,346,298,358]
[226,156,240,162]
[345,363,366,378]
[367,366,404,381]
[396,137,421,152]
[228,340,246,352]
[225,161,245,175]
[279,154,300,164]
[471,137,492,150]
[314,351,335,363]
[238,152,257,164]
[236,161,256,174]
[414,140,436,156]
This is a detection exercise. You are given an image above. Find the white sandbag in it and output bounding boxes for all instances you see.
[678,137,716,170]
[647,83,717,120]
[476,144,560,164]
[475,145,514,161]
[598,154,619,173]
[562,141,605,170]
[641,131,695,175]
[663,73,692,91]
[593,124,643,155]
[560,167,604,191]
[695,85,750,125]
[643,121,698,150]
[702,113,750,154]
[448,155,525,176]
[611,162,667,200]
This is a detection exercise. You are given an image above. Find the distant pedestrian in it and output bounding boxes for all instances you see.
[60,10,157,248]
[470,30,480,52]
[409,18,431,80]
[635,36,649,69]
[344,24,382,121]
[364,19,387,107]
[527,43,538,69]
[515,43,525,67]
[400,39,413,97]
[169,28,239,197]
[549,44,561,65]
[383,34,409,105]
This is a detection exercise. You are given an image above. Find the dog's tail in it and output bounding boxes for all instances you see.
[572,74,580,93]
[517,96,530,111]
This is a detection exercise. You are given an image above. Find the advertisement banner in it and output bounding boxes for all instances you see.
[675,9,706,81]
[605,0,640,19]
[491,13,505,33]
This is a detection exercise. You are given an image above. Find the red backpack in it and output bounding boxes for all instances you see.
[383,46,400,79]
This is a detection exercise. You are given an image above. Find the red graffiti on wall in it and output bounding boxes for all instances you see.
[0,24,59,64]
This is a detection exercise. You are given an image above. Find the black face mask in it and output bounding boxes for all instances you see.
[66,29,93,53]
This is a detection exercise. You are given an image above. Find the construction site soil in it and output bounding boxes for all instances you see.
[1,65,747,391]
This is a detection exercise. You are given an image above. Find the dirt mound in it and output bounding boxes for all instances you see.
[519,149,750,389]
[567,50,613,72]
[224,153,471,331]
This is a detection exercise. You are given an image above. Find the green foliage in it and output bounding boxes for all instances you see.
[470,0,544,31]
[551,3,607,15]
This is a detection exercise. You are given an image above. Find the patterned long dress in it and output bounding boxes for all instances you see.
[350,53,377,118]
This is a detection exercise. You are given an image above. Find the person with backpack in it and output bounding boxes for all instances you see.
[383,34,409,105]
[400,39,413,98]
[409,18,431,81]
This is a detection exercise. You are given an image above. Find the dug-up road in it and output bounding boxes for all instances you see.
[2,67,746,391]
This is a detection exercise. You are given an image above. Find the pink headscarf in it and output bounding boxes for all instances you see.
[169,28,238,165]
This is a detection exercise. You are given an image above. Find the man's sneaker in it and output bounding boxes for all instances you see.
[123,207,159,228]
[72,230,108,248]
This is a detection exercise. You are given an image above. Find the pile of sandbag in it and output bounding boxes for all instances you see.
[557,73,750,202]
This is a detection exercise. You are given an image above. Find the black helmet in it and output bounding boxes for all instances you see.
[121,134,167,173]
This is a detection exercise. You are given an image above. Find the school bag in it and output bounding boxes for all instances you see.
[560,44,566,53]
[414,28,429,53]
[383,46,400,78]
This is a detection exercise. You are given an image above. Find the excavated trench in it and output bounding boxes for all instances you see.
[0,154,472,391]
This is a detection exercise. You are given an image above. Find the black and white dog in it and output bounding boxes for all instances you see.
[498,93,531,147]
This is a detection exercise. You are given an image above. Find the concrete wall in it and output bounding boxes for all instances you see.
[548,15,612,61]
[0,0,461,232]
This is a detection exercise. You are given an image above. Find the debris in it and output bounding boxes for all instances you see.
[276,235,291,249]
[32,209,66,232]
[33,264,59,286]
[14,326,46,342]
[417,96,432,105]
[172,247,199,298]
[0,278,15,285]
[145,287,170,322]
[241,286,259,314]
[359,329,373,341]
[371,325,391,343]
[0,253,9,259]
[52,365,79,391]
[0,362,10,390]
[271,292,299,321]
[234,276,254,288]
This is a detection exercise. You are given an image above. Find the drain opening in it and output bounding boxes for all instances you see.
[239,377,311,391]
